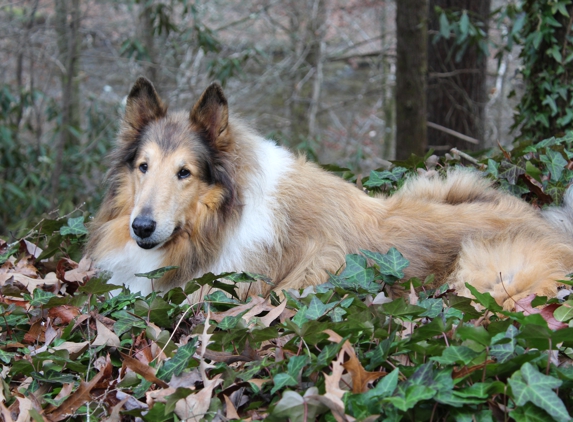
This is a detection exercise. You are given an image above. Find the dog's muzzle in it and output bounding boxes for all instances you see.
[132,216,159,249]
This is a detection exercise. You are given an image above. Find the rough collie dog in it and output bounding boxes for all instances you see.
[87,77,573,310]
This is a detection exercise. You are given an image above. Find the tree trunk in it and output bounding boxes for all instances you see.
[427,0,490,151]
[380,1,395,160]
[139,4,159,86]
[395,0,428,160]
[51,0,81,207]
[287,0,326,147]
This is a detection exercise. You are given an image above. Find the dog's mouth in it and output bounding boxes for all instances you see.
[136,240,159,250]
[135,226,181,250]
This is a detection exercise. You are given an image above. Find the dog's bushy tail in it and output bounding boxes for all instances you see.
[543,186,573,238]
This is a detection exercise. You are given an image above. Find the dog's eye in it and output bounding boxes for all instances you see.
[139,163,148,173]
[177,168,191,180]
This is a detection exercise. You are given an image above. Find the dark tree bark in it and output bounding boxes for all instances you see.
[380,1,395,160]
[51,0,81,206]
[395,0,428,160]
[427,0,490,151]
[287,0,326,146]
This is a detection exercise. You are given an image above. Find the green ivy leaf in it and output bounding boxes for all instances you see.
[28,289,56,307]
[59,216,88,236]
[329,254,379,293]
[486,159,499,178]
[0,350,16,364]
[499,160,526,185]
[134,266,179,280]
[451,409,493,422]
[508,363,570,422]
[553,301,573,322]
[218,314,243,330]
[464,283,503,312]
[0,243,19,265]
[148,297,172,326]
[287,355,308,378]
[330,307,346,322]
[380,298,425,317]
[418,298,444,318]
[113,310,147,336]
[456,324,491,346]
[366,367,399,398]
[541,149,568,181]
[271,373,298,395]
[384,384,435,412]
[204,290,237,304]
[490,325,518,363]
[510,401,554,422]
[31,370,76,384]
[361,247,410,279]
[430,346,480,365]
[78,275,122,295]
[156,339,198,381]
[305,296,336,320]
[292,305,309,327]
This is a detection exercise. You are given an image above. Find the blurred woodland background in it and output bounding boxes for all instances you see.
[1,0,572,237]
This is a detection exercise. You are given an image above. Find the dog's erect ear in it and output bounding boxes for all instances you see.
[190,83,231,151]
[123,77,166,132]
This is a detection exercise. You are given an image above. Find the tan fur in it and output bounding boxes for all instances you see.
[87,78,573,309]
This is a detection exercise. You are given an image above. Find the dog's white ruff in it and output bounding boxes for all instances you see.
[98,241,165,295]
[210,138,294,274]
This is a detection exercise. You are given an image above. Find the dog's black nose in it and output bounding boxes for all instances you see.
[132,216,156,238]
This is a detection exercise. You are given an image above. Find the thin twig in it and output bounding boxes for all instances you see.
[450,148,480,165]
[427,121,480,145]
[152,305,193,364]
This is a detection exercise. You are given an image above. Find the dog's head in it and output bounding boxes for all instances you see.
[110,77,236,250]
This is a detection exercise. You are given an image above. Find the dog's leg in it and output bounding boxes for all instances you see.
[447,227,573,310]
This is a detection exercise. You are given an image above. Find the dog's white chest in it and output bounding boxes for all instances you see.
[97,241,165,296]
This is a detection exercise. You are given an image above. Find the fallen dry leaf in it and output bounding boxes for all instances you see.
[46,370,105,421]
[246,378,268,390]
[0,385,12,422]
[0,272,59,293]
[102,397,129,422]
[342,354,386,393]
[175,373,222,421]
[23,320,46,344]
[51,341,89,360]
[114,392,148,411]
[452,360,495,379]
[22,240,43,258]
[14,254,40,278]
[120,352,169,388]
[320,348,354,422]
[64,257,96,283]
[48,305,81,325]
[210,296,272,323]
[92,319,121,348]
[259,299,287,327]
[515,294,567,330]
[224,394,240,420]
[14,397,34,422]
[169,369,202,389]
[53,383,75,402]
